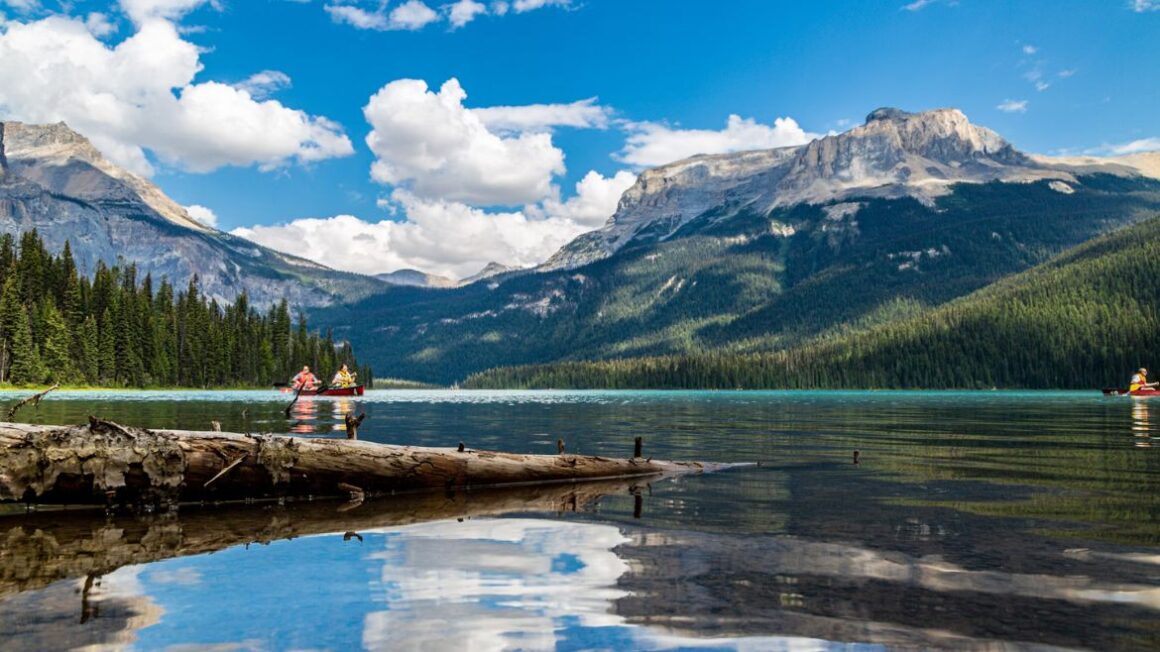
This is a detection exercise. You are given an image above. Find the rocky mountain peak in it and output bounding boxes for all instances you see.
[1,121,101,161]
[541,107,1111,271]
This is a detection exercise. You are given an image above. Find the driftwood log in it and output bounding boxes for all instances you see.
[0,420,728,508]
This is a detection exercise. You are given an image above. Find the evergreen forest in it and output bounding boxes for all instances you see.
[0,230,368,388]
[465,214,1160,390]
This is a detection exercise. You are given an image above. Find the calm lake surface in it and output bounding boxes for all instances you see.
[2,389,1159,651]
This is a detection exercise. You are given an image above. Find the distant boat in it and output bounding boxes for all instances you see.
[1102,387,1160,397]
[277,385,365,397]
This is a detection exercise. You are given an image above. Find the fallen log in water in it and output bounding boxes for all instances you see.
[0,420,728,508]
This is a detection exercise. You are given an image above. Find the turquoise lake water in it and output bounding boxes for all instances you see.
[1,389,1158,651]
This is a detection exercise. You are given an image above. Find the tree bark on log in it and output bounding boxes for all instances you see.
[0,420,728,508]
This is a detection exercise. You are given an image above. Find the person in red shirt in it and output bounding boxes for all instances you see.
[291,365,319,391]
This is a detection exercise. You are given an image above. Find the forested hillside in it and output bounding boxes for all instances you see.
[322,175,1160,383]
[0,230,368,387]
[465,214,1160,390]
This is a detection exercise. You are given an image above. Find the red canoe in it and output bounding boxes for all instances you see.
[1102,387,1160,397]
[278,385,365,396]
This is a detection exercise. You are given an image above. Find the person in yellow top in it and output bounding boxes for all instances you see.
[331,364,357,389]
[1129,368,1158,392]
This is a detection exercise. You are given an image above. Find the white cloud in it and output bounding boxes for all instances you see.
[119,0,218,24]
[446,0,487,28]
[1058,69,1076,78]
[323,4,388,30]
[235,70,292,99]
[511,0,570,11]
[234,170,635,278]
[1,0,40,12]
[0,15,353,175]
[617,114,819,168]
[184,204,218,228]
[1105,137,1160,155]
[363,78,565,205]
[1022,44,1037,55]
[1132,0,1159,11]
[530,170,637,228]
[996,99,1028,113]
[1035,80,1050,92]
[324,0,439,31]
[84,12,117,37]
[389,0,439,30]
[902,0,934,10]
[327,0,568,31]
[473,97,612,132]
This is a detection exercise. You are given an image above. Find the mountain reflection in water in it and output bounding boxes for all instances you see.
[2,389,1160,650]
[1,487,1158,650]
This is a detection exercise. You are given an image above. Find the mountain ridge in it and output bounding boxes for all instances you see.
[0,120,386,308]
[543,107,1160,271]
[317,107,1160,383]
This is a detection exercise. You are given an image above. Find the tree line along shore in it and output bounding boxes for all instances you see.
[0,230,369,389]
[464,214,1160,390]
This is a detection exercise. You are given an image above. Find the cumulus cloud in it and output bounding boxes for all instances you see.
[84,12,117,37]
[235,70,292,99]
[323,4,388,29]
[233,170,635,279]
[1022,44,1037,55]
[1132,0,1159,11]
[473,97,612,132]
[119,0,218,24]
[184,204,218,227]
[446,0,487,28]
[996,99,1029,113]
[0,15,353,175]
[1,0,41,12]
[617,115,819,168]
[389,0,439,29]
[326,0,569,31]
[363,78,566,205]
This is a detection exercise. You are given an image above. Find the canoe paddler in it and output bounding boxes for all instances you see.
[1129,368,1158,392]
[330,364,356,389]
[291,365,320,391]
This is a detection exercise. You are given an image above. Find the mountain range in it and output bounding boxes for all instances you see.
[314,108,1160,383]
[1,109,1158,386]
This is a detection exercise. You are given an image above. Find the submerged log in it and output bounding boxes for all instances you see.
[0,421,728,508]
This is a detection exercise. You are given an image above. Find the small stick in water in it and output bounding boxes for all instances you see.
[557,438,566,455]
[210,421,222,432]
[634,436,643,458]
[7,384,60,420]
[345,412,367,440]
[853,450,861,465]
[458,442,465,452]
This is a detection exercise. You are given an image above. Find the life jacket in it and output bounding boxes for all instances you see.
[1130,373,1146,391]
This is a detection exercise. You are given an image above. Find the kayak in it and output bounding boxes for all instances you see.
[277,385,365,397]
[1102,387,1160,397]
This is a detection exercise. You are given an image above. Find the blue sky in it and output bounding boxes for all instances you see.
[0,0,1157,277]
